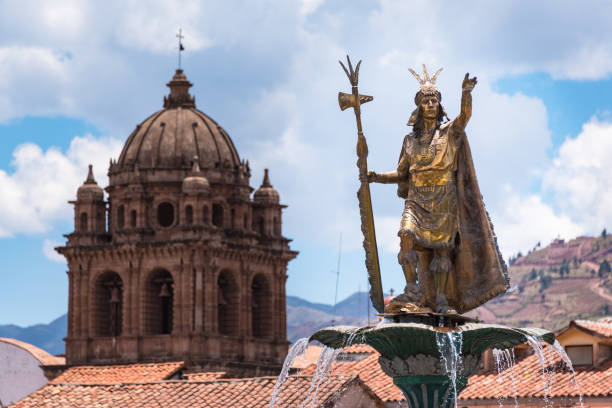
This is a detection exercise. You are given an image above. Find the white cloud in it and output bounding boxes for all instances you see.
[42,238,65,263]
[0,136,122,237]
[544,118,612,233]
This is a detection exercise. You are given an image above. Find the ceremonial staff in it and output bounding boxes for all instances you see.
[338,56,384,313]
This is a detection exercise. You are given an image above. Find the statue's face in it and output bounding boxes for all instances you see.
[420,95,439,120]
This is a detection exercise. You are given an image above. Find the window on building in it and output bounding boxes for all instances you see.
[273,216,280,236]
[145,269,174,335]
[258,217,265,235]
[117,205,125,229]
[157,202,174,227]
[185,205,193,225]
[243,214,248,230]
[203,205,209,225]
[212,204,224,227]
[218,271,239,336]
[80,212,88,232]
[93,271,123,337]
[565,345,593,366]
[231,208,236,229]
[251,274,272,338]
[130,210,137,228]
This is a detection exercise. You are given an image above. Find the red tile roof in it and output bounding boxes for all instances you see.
[299,344,405,402]
[12,375,373,408]
[573,319,612,338]
[50,361,184,385]
[183,371,226,381]
[0,338,65,366]
[460,343,612,403]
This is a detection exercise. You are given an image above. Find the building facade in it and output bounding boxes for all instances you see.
[57,69,297,375]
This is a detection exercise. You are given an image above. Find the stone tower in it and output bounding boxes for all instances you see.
[57,69,297,375]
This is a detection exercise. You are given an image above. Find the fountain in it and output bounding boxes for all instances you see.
[304,57,560,407]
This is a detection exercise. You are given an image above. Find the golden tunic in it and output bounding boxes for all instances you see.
[399,121,459,248]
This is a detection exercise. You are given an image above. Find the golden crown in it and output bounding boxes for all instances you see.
[408,64,443,95]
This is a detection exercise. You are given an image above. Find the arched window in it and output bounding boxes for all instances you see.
[217,271,239,336]
[144,269,174,335]
[93,271,123,337]
[212,204,224,227]
[130,210,137,228]
[243,214,248,230]
[251,274,272,338]
[258,217,265,236]
[203,205,209,225]
[117,205,125,229]
[273,217,281,236]
[80,212,88,232]
[185,205,193,225]
[157,202,174,227]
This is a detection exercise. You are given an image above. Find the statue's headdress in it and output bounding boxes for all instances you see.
[407,64,447,126]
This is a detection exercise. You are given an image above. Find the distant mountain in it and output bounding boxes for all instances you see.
[0,314,66,355]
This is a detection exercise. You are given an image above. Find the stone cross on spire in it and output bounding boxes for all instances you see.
[176,28,185,69]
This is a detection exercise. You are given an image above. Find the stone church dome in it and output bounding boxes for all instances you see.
[113,70,240,176]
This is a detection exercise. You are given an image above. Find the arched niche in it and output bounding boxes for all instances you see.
[217,270,239,336]
[144,269,174,335]
[92,271,123,337]
[251,274,272,338]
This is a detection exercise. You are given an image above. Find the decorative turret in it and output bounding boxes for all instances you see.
[71,164,107,238]
[77,165,104,202]
[254,169,279,204]
[163,69,195,108]
[182,157,210,195]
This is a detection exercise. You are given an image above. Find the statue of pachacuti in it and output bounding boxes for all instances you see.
[338,57,508,316]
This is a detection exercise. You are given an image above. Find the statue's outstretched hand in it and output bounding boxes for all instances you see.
[462,73,477,92]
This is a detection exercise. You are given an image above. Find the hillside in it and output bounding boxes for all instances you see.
[467,233,612,330]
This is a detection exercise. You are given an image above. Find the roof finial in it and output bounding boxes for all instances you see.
[261,168,272,187]
[85,164,96,184]
[176,28,185,70]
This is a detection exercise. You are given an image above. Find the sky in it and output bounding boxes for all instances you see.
[1,0,612,326]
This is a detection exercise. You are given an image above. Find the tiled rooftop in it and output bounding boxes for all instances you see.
[182,371,226,381]
[49,361,184,385]
[573,318,612,338]
[12,375,366,408]
[299,344,405,402]
[460,343,612,403]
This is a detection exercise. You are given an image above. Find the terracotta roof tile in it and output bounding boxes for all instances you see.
[50,361,184,385]
[12,375,365,408]
[460,343,612,402]
[574,319,612,338]
[183,371,226,381]
[298,345,404,402]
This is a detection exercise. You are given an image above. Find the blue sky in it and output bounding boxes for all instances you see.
[1,1,612,326]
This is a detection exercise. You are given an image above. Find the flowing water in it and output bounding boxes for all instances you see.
[269,337,310,407]
[552,340,584,408]
[525,335,554,408]
[492,348,518,408]
[270,331,363,408]
[435,330,463,408]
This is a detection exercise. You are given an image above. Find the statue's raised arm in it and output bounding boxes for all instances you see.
[452,73,477,132]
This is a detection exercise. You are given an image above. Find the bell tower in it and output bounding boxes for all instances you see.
[57,70,297,376]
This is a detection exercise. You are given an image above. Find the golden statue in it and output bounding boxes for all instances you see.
[338,57,508,316]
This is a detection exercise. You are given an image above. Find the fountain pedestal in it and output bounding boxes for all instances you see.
[311,317,554,408]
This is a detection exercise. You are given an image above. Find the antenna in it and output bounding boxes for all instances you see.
[331,234,342,326]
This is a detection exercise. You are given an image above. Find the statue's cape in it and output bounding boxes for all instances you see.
[399,125,509,313]
[448,127,509,313]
